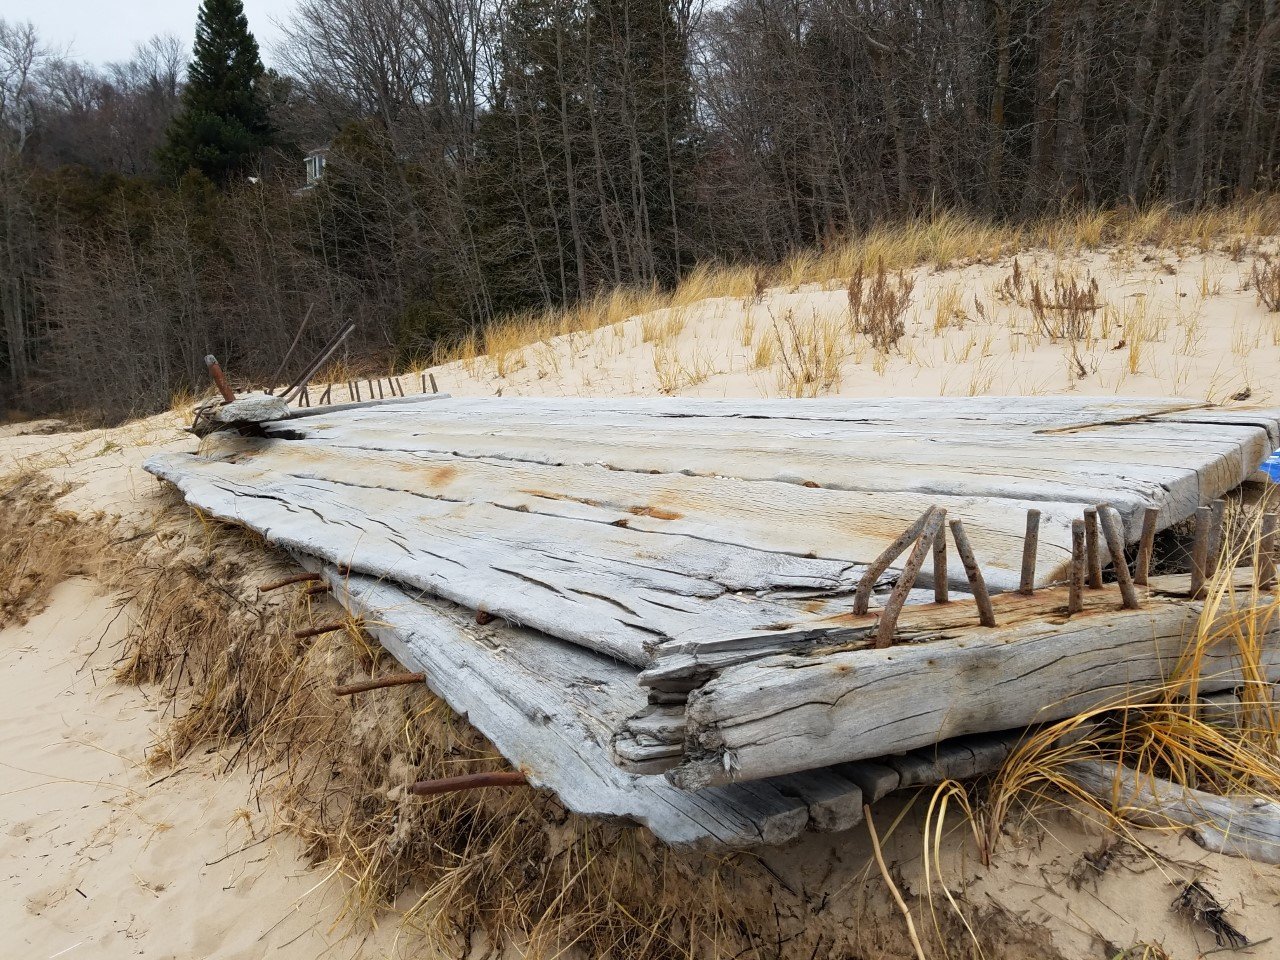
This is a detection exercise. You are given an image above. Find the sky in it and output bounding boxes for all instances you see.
[6,0,296,68]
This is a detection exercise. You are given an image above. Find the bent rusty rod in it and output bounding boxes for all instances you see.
[334,672,426,696]
[260,572,322,592]
[407,771,528,797]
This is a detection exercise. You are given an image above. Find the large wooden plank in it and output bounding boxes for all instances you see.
[314,561,866,848]
[200,434,1085,590]
[662,579,1280,789]
[268,405,1277,536]
[146,451,874,666]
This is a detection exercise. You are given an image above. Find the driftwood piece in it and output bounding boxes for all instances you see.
[664,578,1280,789]
[1064,760,1280,864]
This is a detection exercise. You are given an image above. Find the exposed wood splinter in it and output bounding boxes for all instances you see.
[334,672,426,696]
[407,771,528,797]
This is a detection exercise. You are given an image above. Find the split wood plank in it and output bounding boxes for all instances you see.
[312,560,867,848]
[146,452,873,666]
[663,577,1280,789]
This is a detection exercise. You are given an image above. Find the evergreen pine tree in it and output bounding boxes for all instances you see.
[159,0,274,184]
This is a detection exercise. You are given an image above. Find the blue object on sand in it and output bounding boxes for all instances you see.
[1261,450,1280,482]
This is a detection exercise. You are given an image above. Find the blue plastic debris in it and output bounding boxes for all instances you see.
[1261,450,1280,482]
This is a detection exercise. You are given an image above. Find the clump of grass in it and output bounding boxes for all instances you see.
[848,260,915,352]
[1028,271,1101,342]
[0,474,105,628]
[931,282,967,333]
[1249,255,1280,311]
[772,308,849,397]
[640,310,686,345]
[926,505,1280,938]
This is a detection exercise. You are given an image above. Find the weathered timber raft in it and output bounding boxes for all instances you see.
[145,395,1280,847]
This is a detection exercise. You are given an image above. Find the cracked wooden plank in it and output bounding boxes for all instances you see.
[312,561,867,848]
[662,577,1280,790]
[146,450,871,666]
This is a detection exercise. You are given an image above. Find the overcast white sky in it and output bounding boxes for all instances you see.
[6,0,296,67]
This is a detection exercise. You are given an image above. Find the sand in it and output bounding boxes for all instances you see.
[6,241,1280,958]
[0,578,408,960]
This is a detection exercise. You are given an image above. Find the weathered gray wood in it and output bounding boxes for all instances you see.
[314,560,867,848]
[836,762,900,803]
[664,580,1280,789]
[145,452,873,667]
[212,392,291,424]
[1065,759,1280,864]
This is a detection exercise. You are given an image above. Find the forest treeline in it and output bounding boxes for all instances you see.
[3,0,1280,421]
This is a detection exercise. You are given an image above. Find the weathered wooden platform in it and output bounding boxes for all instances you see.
[144,395,1280,846]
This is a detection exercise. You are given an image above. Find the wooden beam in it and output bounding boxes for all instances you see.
[666,578,1280,789]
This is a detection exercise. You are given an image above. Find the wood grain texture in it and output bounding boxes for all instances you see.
[664,579,1280,789]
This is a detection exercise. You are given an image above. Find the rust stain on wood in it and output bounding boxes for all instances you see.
[629,505,683,521]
